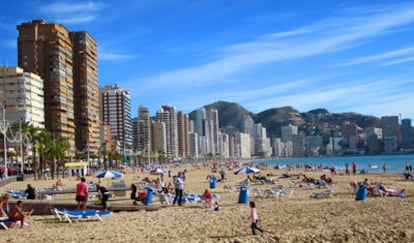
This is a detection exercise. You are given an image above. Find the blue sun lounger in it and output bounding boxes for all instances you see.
[52,208,112,223]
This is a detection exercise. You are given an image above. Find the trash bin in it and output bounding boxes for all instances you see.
[16,176,25,181]
[112,181,126,197]
[355,183,367,201]
[209,176,217,189]
[143,187,153,205]
[238,186,249,203]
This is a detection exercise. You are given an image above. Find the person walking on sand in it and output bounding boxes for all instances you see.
[248,201,264,235]
[76,177,88,210]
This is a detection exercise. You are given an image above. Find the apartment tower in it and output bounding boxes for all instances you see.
[17,20,75,144]
[100,84,132,153]
[0,66,45,128]
[17,20,100,155]
[70,31,100,154]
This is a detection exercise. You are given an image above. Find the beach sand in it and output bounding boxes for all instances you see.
[1,165,414,242]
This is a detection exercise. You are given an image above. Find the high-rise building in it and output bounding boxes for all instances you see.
[206,109,220,156]
[341,122,358,149]
[136,106,152,155]
[281,124,298,143]
[17,19,100,156]
[196,107,206,136]
[70,31,100,155]
[0,66,44,128]
[156,106,178,159]
[151,121,166,158]
[402,119,412,148]
[381,116,399,137]
[17,20,75,145]
[381,116,399,151]
[177,111,189,158]
[100,84,132,153]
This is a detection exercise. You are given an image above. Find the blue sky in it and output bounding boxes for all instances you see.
[1,1,414,120]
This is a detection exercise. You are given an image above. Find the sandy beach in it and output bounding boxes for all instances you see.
[1,164,414,243]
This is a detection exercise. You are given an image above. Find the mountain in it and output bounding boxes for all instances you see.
[189,101,253,130]
[190,101,381,138]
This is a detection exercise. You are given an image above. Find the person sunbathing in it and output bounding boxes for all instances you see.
[8,200,34,228]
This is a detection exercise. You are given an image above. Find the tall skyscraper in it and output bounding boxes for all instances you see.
[100,84,132,153]
[70,31,100,154]
[17,20,75,145]
[0,66,44,128]
[156,106,178,159]
[402,119,412,148]
[17,20,100,155]
[206,109,220,156]
[177,111,189,158]
[136,106,152,156]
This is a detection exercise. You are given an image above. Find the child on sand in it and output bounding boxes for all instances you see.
[248,201,264,235]
[214,201,220,211]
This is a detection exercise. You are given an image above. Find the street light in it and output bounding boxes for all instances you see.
[0,104,8,178]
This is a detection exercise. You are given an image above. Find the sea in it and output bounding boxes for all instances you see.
[251,154,414,174]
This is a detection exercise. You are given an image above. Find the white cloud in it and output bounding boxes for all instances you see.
[99,52,138,61]
[38,1,105,24]
[140,3,414,91]
[41,1,105,14]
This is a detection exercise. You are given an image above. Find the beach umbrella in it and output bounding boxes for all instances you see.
[149,168,168,175]
[234,167,260,175]
[95,170,123,179]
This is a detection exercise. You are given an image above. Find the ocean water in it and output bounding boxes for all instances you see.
[252,154,414,173]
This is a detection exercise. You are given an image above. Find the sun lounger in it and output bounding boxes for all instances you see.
[264,188,293,198]
[52,208,112,223]
[252,189,266,198]
[223,185,239,192]
[311,189,333,199]
[0,218,28,230]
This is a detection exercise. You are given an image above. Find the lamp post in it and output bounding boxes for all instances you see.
[0,104,8,178]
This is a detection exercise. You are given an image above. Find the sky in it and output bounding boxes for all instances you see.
[1,0,414,120]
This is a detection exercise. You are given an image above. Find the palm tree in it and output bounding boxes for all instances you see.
[49,137,70,179]
[24,124,42,180]
[36,130,53,179]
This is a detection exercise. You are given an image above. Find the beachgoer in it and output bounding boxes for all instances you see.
[55,179,63,187]
[76,177,88,210]
[96,184,110,211]
[201,189,213,208]
[131,183,138,204]
[345,163,350,176]
[214,201,220,211]
[0,193,11,216]
[25,184,36,200]
[7,200,34,228]
[220,169,226,181]
[352,162,357,175]
[173,174,184,206]
[382,164,387,173]
[248,201,264,235]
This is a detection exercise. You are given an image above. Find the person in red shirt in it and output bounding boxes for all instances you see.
[76,177,88,209]
[352,162,357,175]
[201,189,213,208]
